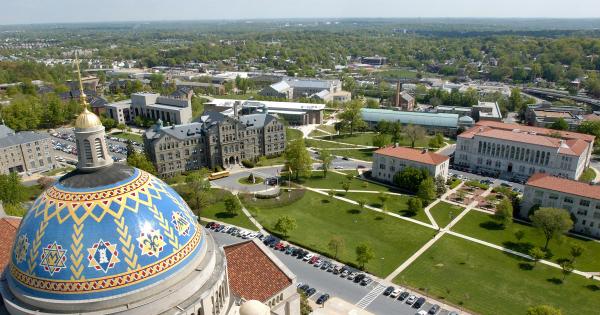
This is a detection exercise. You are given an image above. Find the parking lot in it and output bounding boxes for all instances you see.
[207,223,462,315]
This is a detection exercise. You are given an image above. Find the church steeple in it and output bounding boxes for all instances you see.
[73,53,113,172]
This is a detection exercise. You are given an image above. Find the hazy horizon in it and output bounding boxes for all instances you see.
[2,0,600,26]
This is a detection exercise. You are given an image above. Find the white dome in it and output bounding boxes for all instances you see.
[239,300,270,315]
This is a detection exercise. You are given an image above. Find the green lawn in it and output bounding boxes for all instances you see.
[257,155,286,167]
[306,139,357,149]
[245,190,435,276]
[111,132,143,143]
[344,192,431,224]
[452,210,600,272]
[308,129,330,137]
[294,171,389,191]
[321,148,376,161]
[578,167,596,183]
[397,235,600,315]
[286,128,303,143]
[330,133,432,148]
[42,166,74,176]
[200,189,258,231]
[23,184,43,202]
[429,202,465,228]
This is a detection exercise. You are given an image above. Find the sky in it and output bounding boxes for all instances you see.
[1,0,599,25]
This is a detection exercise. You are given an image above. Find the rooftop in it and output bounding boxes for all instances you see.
[224,240,293,302]
[361,108,459,128]
[472,120,595,143]
[526,173,600,200]
[207,99,325,111]
[374,146,449,165]
[0,217,21,270]
[0,130,50,148]
[533,110,575,119]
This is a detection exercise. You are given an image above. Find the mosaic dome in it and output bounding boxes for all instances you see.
[7,166,203,301]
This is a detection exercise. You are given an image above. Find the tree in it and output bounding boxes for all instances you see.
[389,121,404,145]
[550,118,569,131]
[417,177,436,204]
[377,192,389,209]
[328,189,335,200]
[183,170,211,216]
[372,133,391,148]
[393,166,429,192]
[435,175,447,196]
[526,305,562,315]
[407,197,423,215]
[0,172,27,205]
[530,208,574,250]
[558,259,574,281]
[127,151,158,176]
[529,247,545,266]
[319,150,333,178]
[494,198,513,226]
[405,124,426,148]
[355,243,375,270]
[358,199,366,210]
[569,243,584,264]
[342,182,351,194]
[284,138,312,180]
[328,236,345,259]
[117,123,127,131]
[299,292,312,315]
[338,100,365,135]
[274,216,297,238]
[224,195,241,216]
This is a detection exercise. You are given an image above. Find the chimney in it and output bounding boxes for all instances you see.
[233,101,240,119]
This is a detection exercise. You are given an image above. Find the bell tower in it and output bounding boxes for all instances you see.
[72,53,113,172]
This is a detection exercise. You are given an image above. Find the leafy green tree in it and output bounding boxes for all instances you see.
[358,199,366,210]
[558,259,574,281]
[319,150,333,178]
[407,197,423,215]
[526,305,562,315]
[284,138,312,180]
[0,172,27,205]
[224,195,241,216]
[372,133,391,148]
[494,198,513,226]
[328,236,345,259]
[182,169,211,216]
[530,208,574,250]
[569,243,584,264]
[417,177,436,203]
[435,175,447,196]
[355,243,375,270]
[550,118,569,131]
[529,247,545,266]
[393,166,429,192]
[342,182,351,194]
[377,192,389,209]
[338,100,365,135]
[127,152,158,176]
[274,215,297,238]
[328,189,335,200]
[515,230,525,241]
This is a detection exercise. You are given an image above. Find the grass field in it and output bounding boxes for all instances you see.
[329,133,432,148]
[295,171,389,191]
[321,148,376,161]
[111,132,143,143]
[452,210,600,271]
[286,128,303,143]
[429,202,465,228]
[306,139,358,149]
[246,190,435,276]
[308,129,330,137]
[200,189,258,231]
[397,235,600,315]
[42,166,74,176]
[578,167,596,183]
[344,192,431,224]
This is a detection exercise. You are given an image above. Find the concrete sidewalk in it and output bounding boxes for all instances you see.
[310,297,374,315]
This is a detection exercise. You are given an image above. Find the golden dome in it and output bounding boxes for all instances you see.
[75,108,102,129]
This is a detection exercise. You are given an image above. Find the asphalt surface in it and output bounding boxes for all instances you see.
[209,230,457,315]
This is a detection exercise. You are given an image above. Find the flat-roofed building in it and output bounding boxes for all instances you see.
[455,121,595,181]
[105,92,193,125]
[260,77,349,101]
[206,99,325,125]
[0,125,54,175]
[361,108,460,136]
[436,101,502,122]
[372,146,450,183]
[522,173,600,238]
[525,103,586,130]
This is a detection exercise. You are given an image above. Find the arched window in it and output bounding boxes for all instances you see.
[94,138,104,160]
[83,139,93,165]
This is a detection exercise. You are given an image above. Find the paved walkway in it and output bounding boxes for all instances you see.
[234,194,268,235]
[423,181,465,229]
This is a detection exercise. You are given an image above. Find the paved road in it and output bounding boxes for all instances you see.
[209,231,456,315]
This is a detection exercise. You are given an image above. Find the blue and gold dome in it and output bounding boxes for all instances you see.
[7,166,203,301]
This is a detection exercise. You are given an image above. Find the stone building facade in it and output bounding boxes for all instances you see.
[0,125,54,175]
[144,111,286,176]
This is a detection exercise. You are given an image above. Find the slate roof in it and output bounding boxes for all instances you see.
[0,131,49,149]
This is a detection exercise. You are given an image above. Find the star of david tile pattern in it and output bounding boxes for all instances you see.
[7,168,203,300]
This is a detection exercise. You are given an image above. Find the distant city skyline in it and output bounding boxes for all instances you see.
[2,0,600,25]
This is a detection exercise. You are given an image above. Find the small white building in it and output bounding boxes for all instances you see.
[522,173,600,238]
[372,146,450,183]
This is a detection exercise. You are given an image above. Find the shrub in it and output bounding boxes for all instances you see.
[241,159,255,168]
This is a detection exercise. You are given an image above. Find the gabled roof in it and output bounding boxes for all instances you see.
[473,120,595,143]
[526,173,600,200]
[374,146,449,165]
[270,81,291,93]
[0,217,21,270]
[0,131,50,148]
[224,240,293,302]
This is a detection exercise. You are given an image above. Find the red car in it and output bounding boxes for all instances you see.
[309,256,319,264]
[274,242,285,250]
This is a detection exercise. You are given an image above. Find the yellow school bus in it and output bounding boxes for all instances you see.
[208,170,230,180]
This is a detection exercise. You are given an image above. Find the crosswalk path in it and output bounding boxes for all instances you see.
[355,283,386,309]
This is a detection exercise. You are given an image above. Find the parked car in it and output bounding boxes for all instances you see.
[316,293,330,305]
[398,291,410,301]
[274,242,285,251]
[298,284,309,293]
[413,297,426,309]
[309,256,319,264]
[340,270,349,278]
[347,272,357,280]
[428,304,440,314]
[285,247,295,255]
[361,277,373,286]
[305,288,316,297]
[327,263,336,272]
[390,288,402,298]
[303,253,314,261]
[383,286,394,296]
[314,260,323,268]
[320,261,330,270]
[406,295,417,305]
[354,274,365,283]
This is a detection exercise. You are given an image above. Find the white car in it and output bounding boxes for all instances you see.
[221,226,231,233]
[406,295,417,305]
[390,288,402,298]
[416,311,427,315]
[303,253,314,261]
[347,272,357,280]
